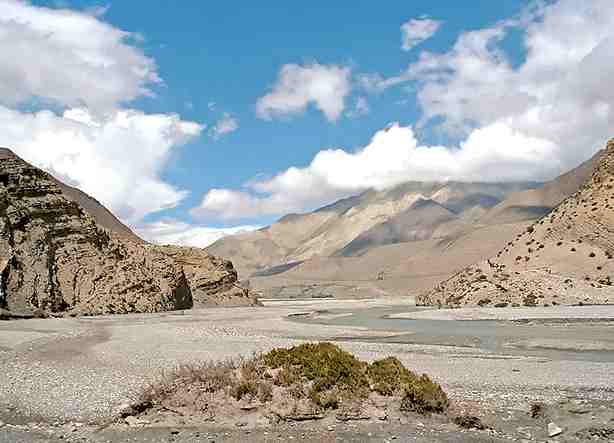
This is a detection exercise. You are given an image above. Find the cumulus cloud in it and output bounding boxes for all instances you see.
[406,0,614,167]
[209,112,239,139]
[192,123,560,220]
[0,0,159,112]
[137,219,261,248]
[401,17,441,51]
[256,63,352,121]
[0,0,206,234]
[1,106,202,223]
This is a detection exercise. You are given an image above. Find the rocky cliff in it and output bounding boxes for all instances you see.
[156,245,256,306]
[0,148,251,317]
[419,140,614,307]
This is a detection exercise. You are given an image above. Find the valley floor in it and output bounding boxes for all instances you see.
[0,298,613,442]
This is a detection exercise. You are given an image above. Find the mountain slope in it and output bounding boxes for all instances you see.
[336,198,459,256]
[480,150,602,224]
[0,148,251,316]
[207,182,539,277]
[419,140,614,307]
[54,179,144,244]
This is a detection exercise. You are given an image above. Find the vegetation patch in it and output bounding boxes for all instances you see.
[366,356,416,396]
[132,343,450,427]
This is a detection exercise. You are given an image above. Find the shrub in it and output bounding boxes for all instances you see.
[134,343,450,419]
[400,374,449,414]
[367,357,416,396]
[454,415,486,430]
[263,342,370,401]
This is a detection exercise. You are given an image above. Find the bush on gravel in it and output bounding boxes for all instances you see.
[135,342,449,418]
[400,374,449,414]
[367,356,416,396]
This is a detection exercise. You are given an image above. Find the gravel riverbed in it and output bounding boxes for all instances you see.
[1,299,613,442]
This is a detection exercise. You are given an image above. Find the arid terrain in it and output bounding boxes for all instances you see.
[209,149,603,301]
[1,298,613,442]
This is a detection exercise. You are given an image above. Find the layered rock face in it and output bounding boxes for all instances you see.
[0,148,249,316]
[156,245,256,306]
[419,140,614,307]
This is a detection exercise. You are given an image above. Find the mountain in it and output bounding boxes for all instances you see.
[419,140,614,307]
[0,148,253,317]
[209,148,603,300]
[53,179,144,244]
[207,182,539,277]
[480,151,603,224]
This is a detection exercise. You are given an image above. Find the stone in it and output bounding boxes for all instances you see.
[548,422,563,437]
[117,403,135,417]
[125,416,149,427]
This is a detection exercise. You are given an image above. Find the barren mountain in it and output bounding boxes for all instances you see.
[54,179,144,244]
[212,148,603,300]
[207,182,538,277]
[0,148,252,317]
[419,140,614,307]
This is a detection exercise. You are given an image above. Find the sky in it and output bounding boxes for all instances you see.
[1,0,614,247]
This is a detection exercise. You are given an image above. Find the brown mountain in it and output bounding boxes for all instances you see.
[419,140,614,307]
[0,148,253,317]
[207,182,539,278]
[210,148,603,300]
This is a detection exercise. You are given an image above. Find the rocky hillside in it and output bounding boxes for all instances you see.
[419,140,614,307]
[0,148,252,317]
[207,182,539,277]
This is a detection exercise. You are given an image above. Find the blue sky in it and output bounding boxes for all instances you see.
[3,0,614,246]
[91,0,526,220]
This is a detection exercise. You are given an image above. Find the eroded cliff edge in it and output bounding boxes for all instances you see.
[0,148,254,317]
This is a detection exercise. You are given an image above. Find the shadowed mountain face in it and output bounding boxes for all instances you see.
[206,181,552,278]
[419,141,614,307]
[335,198,458,257]
[0,148,252,316]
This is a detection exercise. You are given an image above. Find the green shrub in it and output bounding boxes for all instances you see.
[400,374,449,414]
[263,342,370,400]
[367,357,416,396]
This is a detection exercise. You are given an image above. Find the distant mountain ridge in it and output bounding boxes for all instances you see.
[207,148,603,300]
[207,181,542,277]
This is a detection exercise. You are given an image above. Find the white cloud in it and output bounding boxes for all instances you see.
[0,0,159,112]
[209,112,239,139]
[406,0,614,168]
[1,106,202,223]
[401,17,441,51]
[256,63,352,121]
[192,122,560,220]
[0,0,206,230]
[137,219,261,248]
[190,0,614,223]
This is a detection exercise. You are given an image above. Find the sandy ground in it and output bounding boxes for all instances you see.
[1,298,613,442]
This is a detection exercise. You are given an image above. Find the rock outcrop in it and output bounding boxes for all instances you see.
[156,245,257,306]
[419,140,614,307]
[0,148,250,316]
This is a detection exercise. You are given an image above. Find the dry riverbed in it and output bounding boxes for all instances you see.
[0,298,613,442]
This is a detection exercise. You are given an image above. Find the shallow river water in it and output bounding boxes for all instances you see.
[291,304,614,362]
